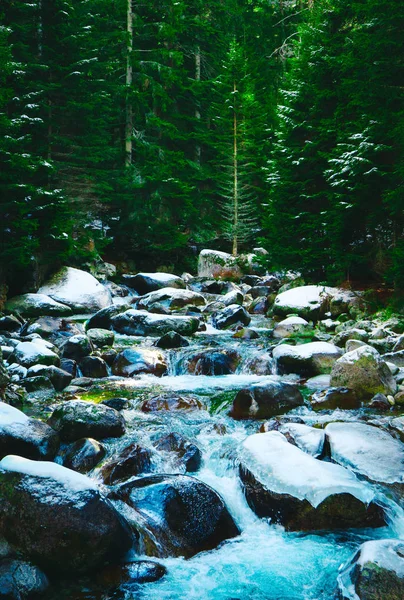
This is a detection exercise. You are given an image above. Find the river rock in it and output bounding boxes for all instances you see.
[330,345,397,399]
[229,381,304,419]
[111,309,199,336]
[141,395,204,412]
[155,331,190,349]
[0,558,49,599]
[155,432,202,473]
[79,356,109,378]
[47,400,125,442]
[137,288,205,311]
[26,364,72,391]
[182,349,240,376]
[338,539,404,600]
[239,431,385,531]
[14,341,60,368]
[97,560,167,589]
[0,455,133,573]
[63,438,106,473]
[101,443,152,485]
[197,249,243,280]
[273,342,342,376]
[85,304,130,331]
[248,296,270,314]
[87,328,115,348]
[211,304,251,330]
[61,334,93,360]
[273,316,311,339]
[5,293,72,317]
[38,267,112,313]
[26,317,81,341]
[382,350,404,368]
[112,348,167,377]
[325,422,404,487]
[310,387,360,410]
[113,474,239,558]
[272,285,335,320]
[0,316,21,332]
[0,402,59,460]
[123,272,185,294]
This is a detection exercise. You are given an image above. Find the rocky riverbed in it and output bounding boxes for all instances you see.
[0,252,404,600]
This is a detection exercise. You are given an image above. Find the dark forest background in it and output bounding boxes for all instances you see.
[0,0,403,295]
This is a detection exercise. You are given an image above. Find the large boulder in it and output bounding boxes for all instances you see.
[211,304,251,330]
[111,309,199,337]
[14,341,60,368]
[338,539,404,600]
[137,288,205,311]
[0,456,133,573]
[0,558,49,599]
[47,400,125,442]
[277,423,325,458]
[272,285,335,320]
[123,272,185,294]
[273,342,342,376]
[5,293,72,317]
[239,432,385,531]
[38,267,112,313]
[197,250,243,280]
[330,345,397,399]
[112,348,167,377]
[112,474,239,558]
[0,403,59,461]
[229,381,304,419]
[325,422,404,487]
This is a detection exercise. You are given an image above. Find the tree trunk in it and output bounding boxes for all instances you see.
[125,0,133,167]
[195,45,201,164]
[232,81,238,257]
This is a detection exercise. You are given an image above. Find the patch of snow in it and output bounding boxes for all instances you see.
[0,455,97,493]
[325,422,404,484]
[0,402,29,426]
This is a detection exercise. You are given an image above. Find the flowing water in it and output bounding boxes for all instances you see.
[59,319,404,600]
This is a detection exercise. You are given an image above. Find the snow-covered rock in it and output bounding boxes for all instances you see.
[325,422,404,486]
[272,285,335,320]
[239,431,385,530]
[338,539,404,600]
[211,304,251,330]
[47,400,125,442]
[122,272,186,294]
[278,423,325,457]
[0,402,59,461]
[273,341,342,376]
[330,345,397,399]
[38,267,112,313]
[111,309,199,337]
[137,287,206,311]
[0,455,132,573]
[14,341,60,368]
[197,249,243,280]
[273,316,311,339]
[5,293,72,317]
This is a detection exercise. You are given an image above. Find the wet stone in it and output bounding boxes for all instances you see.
[62,438,106,473]
[101,443,152,484]
[155,432,202,473]
[141,395,204,413]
